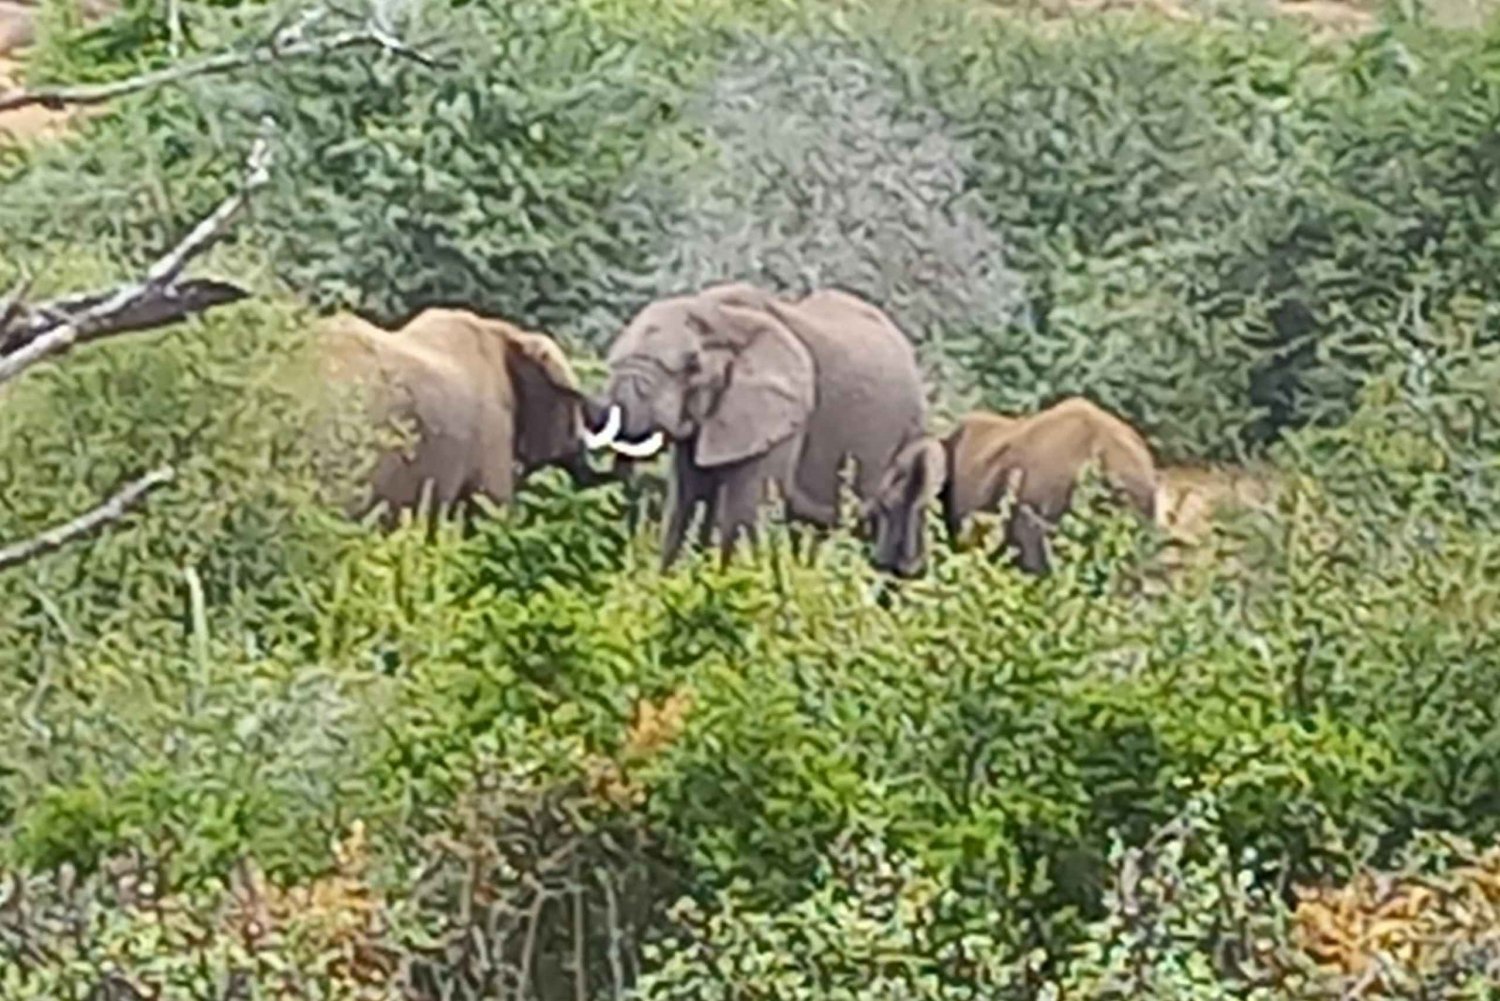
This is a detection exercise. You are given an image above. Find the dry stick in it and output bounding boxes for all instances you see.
[572,870,586,1001]
[0,123,273,388]
[598,866,625,1001]
[1,279,251,355]
[0,22,445,113]
[0,272,33,332]
[0,466,175,571]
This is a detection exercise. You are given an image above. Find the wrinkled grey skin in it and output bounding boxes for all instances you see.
[588,282,927,568]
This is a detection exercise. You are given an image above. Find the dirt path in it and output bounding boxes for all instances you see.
[1157,463,1274,543]
[0,55,83,146]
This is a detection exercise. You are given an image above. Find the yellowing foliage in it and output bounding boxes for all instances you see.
[1292,841,1500,995]
[223,821,396,995]
[586,687,697,809]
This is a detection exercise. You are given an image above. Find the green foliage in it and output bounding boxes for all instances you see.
[4,0,1500,994]
[24,0,177,86]
[9,0,1500,454]
[632,831,1019,999]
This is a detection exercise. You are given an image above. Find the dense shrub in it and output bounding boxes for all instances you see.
[8,0,1500,453]
[597,25,1024,400]
[5,0,1500,995]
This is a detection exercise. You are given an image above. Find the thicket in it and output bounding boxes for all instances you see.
[7,0,1500,454]
[3,0,1500,996]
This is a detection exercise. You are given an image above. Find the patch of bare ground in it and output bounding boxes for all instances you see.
[0,55,79,145]
[1151,462,1278,582]
[0,1,39,56]
[0,0,118,146]
[1157,463,1274,544]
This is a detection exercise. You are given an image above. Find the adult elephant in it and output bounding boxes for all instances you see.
[318,307,607,528]
[584,282,927,568]
[866,396,1161,578]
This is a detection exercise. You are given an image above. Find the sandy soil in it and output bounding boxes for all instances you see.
[0,1,40,57]
[1156,463,1274,542]
[0,55,85,146]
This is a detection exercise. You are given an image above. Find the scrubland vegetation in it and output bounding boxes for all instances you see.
[2,0,1500,995]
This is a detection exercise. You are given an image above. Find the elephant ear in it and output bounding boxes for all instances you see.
[897,437,946,548]
[694,302,816,469]
[504,328,585,466]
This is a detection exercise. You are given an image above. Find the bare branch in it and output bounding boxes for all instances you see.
[0,122,274,387]
[1,279,251,355]
[0,21,448,114]
[0,466,174,572]
[0,272,32,332]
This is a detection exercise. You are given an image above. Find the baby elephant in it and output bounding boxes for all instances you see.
[866,396,1160,578]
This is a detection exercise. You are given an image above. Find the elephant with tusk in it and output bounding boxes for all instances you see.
[866,396,1161,578]
[583,281,927,568]
[317,307,610,529]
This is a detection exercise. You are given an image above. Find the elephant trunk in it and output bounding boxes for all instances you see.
[584,371,666,459]
[873,533,924,580]
[606,371,659,440]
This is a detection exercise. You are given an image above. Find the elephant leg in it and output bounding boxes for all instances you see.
[661,447,711,572]
[618,460,648,538]
[558,451,608,491]
[714,483,761,570]
[697,489,719,550]
[472,462,515,515]
[784,473,840,528]
[782,471,838,566]
[788,520,829,564]
[1002,505,1053,576]
[939,475,963,545]
[660,494,696,572]
[713,439,797,568]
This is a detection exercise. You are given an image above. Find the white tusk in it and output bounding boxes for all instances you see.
[582,404,622,450]
[610,430,665,459]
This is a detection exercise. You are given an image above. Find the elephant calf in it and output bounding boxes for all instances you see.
[867,396,1161,577]
[317,307,607,528]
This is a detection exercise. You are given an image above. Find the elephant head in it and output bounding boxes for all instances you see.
[866,436,947,578]
[496,323,596,474]
[583,283,817,468]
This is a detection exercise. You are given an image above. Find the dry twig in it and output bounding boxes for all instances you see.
[0,20,446,114]
[0,272,32,332]
[0,466,175,572]
[0,120,274,387]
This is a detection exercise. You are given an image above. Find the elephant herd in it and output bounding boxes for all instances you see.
[317,281,1163,579]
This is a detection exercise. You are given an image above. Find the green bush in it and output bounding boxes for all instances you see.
[9,0,1500,454]
[5,0,1500,994]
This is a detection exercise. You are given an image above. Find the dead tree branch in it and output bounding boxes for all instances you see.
[0,19,447,114]
[0,466,175,572]
[0,280,251,355]
[0,120,274,387]
[0,273,33,333]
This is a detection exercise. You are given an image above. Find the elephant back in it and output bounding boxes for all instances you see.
[959,398,1159,526]
[323,311,511,457]
[766,288,927,507]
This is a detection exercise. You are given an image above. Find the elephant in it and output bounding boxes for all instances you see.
[316,307,608,528]
[866,396,1161,577]
[583,281,928,568]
